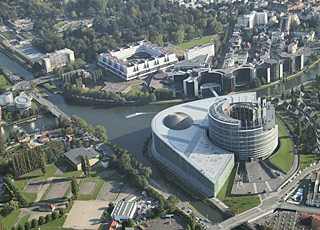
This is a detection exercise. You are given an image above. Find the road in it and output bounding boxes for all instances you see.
[12,75,57,90]
[29,91,71,120]
[213,163,320,230]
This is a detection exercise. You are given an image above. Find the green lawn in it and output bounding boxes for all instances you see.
[0,75,11,88]
[300,154,320,170]
[42,83,60,94]
[217,166,260,214]
[0,31,16,40]
[269,119,293,172]
[23,192,37,204]
[31,102,38,109]
[78,177,105,200]
[16,214,31,228]
[38,216,67,229]
[2,209,21,230]
[173,35,214,53]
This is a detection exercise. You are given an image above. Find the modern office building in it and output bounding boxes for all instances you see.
[98,41,178,81]
[42,48,75,73]
[151,92,278,196]
[14,95,32,110]
[237,11,268,28]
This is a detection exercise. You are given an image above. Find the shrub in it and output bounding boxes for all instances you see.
[45,214,52,223]
[24,221,31,230]
[31,219,38,228]
[38,216,45,225]
[59,208,66,217]
[51,211,59,220]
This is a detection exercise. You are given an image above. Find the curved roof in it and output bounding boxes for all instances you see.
[163,112,193,130]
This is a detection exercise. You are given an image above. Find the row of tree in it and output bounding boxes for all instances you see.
[11,147,47,176]
[3,176,28,208]
[63,84,173,105]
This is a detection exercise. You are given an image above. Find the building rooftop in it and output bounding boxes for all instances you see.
[152,94,257,183]
[64,147,99,166]
[111,201,136,217]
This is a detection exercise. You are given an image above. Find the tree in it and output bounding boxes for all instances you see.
[85,155,91,177]
[51,211,59,220]
[94,126,108,142]
[66,127,74,135]
[0,136,5,155]
[24,221,31,230]
[45,214,52,223]
[81,155,86,177]
[31,219,38,229]
[71,176,79,199]
[38,216,45,225]
[40,154,47,175]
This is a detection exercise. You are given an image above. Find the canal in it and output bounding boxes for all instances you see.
[1,51,319,223]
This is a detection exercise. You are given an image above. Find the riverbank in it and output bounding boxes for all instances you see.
[239,57,320,95]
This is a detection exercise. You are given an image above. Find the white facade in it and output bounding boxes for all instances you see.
[14,95,31,110]
[237,11,268,28]
[184,43,215,61]
[98,41,178,81]
[42,48,75,73]
[0,92,13,106]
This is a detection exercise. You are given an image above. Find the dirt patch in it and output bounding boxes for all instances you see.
[80,181,97,195]
[63,200,109,230]
[97,181,120,201]
[24,181,44,193]
[45,179,70,200]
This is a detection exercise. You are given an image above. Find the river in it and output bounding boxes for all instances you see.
[1,51,319,223]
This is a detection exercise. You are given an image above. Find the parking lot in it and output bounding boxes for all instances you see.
[45,179,70,200]
[97,181,121,201]
[80,181,97,195]
[63,200,109,230]
[255,210,298,230]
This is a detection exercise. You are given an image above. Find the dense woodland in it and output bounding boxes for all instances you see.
[0,0,238,62]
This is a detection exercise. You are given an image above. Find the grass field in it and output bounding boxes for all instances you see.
[0,31,16,40]
[23,192,37,204]
[2,209,21,230]
[39,216,68,230]
[78,177,105,200]
[217,166,260,214]
[269,119,293,172]
[16,214,31,228]
[0,74,11,88]
[172,35,214,53]
[42,83,60,94]
[300,154,320,170]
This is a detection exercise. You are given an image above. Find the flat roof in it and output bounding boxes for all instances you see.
[111,201,136,217]
[151,92,256,183]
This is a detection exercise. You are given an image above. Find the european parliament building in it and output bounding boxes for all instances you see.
[151,92,278,197]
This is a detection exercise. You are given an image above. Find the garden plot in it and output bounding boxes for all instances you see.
[79,181,97,195]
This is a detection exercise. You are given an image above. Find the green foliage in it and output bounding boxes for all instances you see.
[10,147,47,176]
[81,155,86,177]
[94,126,108,143]
[38,216,45,226]
[51,211,59,220]
[4,176,28,207]
[31,219,38,229]
[71,176,79,199]
[3,200,19,214]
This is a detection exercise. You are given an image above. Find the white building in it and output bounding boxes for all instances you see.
[237,11,268,28]
[184,43,215,61]
[98,41,178,81]
[42,48,75,73]
[0,92,13,106]
[288,42,298,54]
[111,201,137,222]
